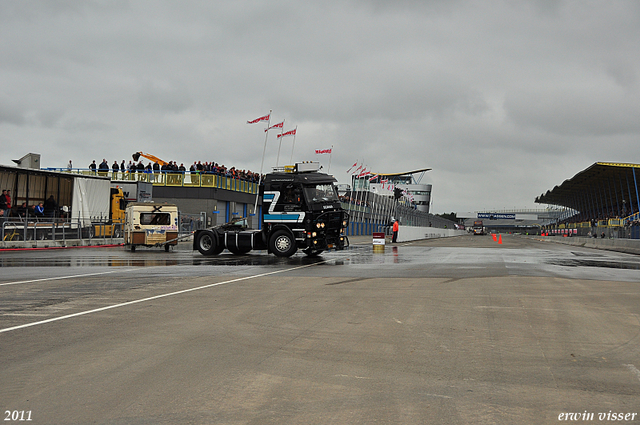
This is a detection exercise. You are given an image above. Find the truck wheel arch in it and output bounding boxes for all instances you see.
[269,229,298,257]
[196,230,222,256]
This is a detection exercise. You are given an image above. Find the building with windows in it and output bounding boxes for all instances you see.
[366,168,432,214]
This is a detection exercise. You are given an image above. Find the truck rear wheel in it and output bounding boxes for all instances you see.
[196,231,221,256]
[269,230,297,257]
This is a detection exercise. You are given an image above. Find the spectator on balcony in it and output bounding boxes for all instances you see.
[0,189,8,217]
[17,202,28,217]
[98,159,109,175]
[44,195,57,218]
[34,202,45,217]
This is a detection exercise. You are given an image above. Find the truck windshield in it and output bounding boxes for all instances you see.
[304,184,339,203]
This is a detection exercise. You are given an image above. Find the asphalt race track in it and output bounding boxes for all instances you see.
[1,235,639,424]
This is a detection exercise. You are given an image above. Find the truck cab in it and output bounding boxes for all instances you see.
[472,220,485,235]
[194,162,349,257]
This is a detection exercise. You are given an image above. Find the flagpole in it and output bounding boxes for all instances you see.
[254,109,272,218]
[356,171,363,225]
[361,183,369,230]
[346,168,357,231]
[361,173,371,226]
[327,144,333,173]
[275,120,285,167]
[289,126,298,164]
[354,163,365,231]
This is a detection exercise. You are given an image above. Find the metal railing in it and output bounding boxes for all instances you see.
[45,168,260,194]
[1,216,123,247]
[1,211,210,248]
[179,212,206,236]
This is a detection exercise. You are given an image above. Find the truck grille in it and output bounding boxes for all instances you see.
[318,211,347,229]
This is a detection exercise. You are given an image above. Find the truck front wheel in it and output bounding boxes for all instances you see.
[196,231,221,256]
[269,230,297,257]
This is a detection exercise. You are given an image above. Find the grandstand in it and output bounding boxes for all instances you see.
[535,162,640,239]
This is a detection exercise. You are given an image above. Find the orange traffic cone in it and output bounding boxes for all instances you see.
[498,234,502,244]
[492,234,497,242]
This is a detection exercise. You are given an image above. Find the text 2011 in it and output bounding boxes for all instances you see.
[4,411,32,421]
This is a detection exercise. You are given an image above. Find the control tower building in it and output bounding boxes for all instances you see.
[366,168,432,214]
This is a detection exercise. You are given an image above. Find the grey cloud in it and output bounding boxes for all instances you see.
[1,0,640,212]
[0,103,26,126]
[504,88,640,137]
[137,81,194,114]
[606,62,637,88]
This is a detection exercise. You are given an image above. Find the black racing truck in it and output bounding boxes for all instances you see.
[193,162,349,257]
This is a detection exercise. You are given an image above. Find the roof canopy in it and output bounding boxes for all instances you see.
[375,168,432,177]
[535,162,640,219]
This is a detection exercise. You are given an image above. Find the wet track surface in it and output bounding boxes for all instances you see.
[1,235,640,424]
[2,236,640,282]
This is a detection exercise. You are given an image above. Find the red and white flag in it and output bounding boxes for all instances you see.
[247,113,270,124]
[368,173,378,181]
[346,162,358,173]
[265,121,284,132]
[353,164,363,174]
[315,148,332,155]
[277,128,297,138]
[357,169,370,178]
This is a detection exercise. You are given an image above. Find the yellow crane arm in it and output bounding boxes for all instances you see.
[132,152,169,166]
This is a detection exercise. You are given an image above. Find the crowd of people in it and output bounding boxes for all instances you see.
[82,159,263,184]
[0,189,58,220]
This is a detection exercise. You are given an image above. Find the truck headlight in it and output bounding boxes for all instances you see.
[312,232,317,238]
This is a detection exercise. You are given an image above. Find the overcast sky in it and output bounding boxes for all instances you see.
[1,1,639,213]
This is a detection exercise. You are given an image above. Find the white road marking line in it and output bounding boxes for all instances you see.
[623,364,640,383]
[334,374,373,380]
[0,269,136,287]
[0,260,333,334]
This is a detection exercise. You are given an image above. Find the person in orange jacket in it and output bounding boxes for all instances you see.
[392,219,399,243]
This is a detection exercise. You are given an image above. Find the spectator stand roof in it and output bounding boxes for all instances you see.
[370,168,432,185]
[535,162,640,220]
